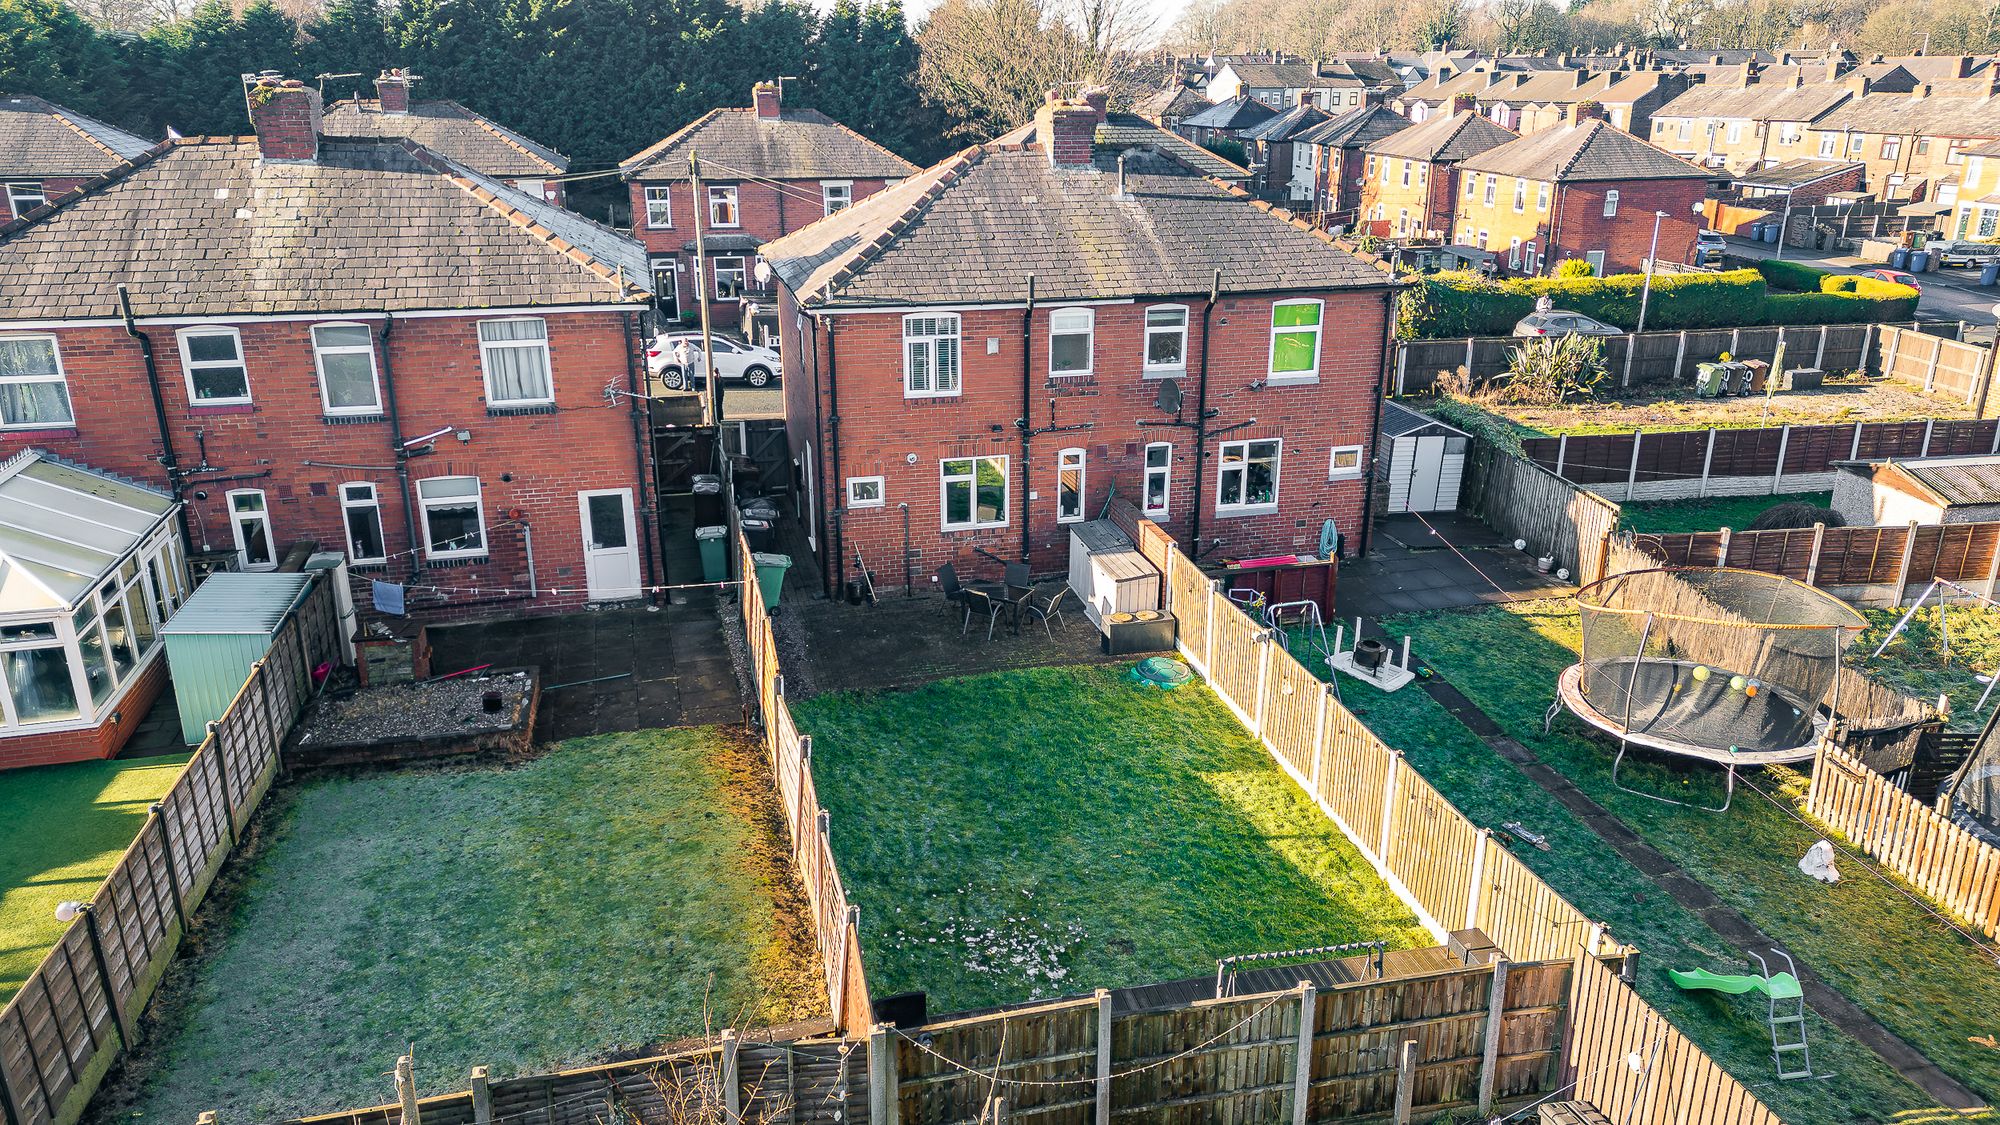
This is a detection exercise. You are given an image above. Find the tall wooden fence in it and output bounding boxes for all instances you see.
[1635,519,2000,606]
[737,529,874,1036]
[1523,418,2000,502]
[1876,323,1998,411]
[1394,322,1884,397]
[0,574,342,1125]
[1463,439,1623,586]
[1566,955,1781,1125]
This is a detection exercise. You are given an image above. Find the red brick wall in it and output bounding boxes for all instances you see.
[1553,178,1707,274]
[784,289,1393,595]
[0,310,654,623]
[0,176,91,221]
[0,655,168,770]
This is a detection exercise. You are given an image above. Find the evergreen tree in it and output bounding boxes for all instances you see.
[301,0,389,102]
[0,0,123,115]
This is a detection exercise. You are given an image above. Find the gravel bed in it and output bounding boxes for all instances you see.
[295,671,533,746]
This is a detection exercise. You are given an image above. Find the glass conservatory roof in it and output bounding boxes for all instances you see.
[0,450,176,616]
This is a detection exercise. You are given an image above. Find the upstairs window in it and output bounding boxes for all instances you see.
[5,181,44,215]
[1882,136,1902,161]
[478,318,553,406]
[1536,181,1550,211]
[1049,307,1093,377]
[644,186,672,228]
[1268,300,1322,381]
[903,314,961,397]
[0,335,74,429]
[178,328,250,404]
[312,323,382,415]
[821,180,853,215]
[707,185,740,227]
[1603,189,1620,218]
[1512,179,1526,212]
[1483,175,1496,205]
[1143,306,1188,374]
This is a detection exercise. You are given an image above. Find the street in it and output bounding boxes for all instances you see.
[1723,236,1999,333]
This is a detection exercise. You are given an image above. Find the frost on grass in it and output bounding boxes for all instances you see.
[888,884,1087,1000]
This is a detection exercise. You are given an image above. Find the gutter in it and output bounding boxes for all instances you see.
[116,284,187,542]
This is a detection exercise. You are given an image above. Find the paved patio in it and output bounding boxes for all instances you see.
[1337,512,1574,618]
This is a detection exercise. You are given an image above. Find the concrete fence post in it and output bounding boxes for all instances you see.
[1476,960,1512,1116]
[1921,418,1936,457]
[1698,429,1717,498]
[868,1024,900,1125]
[1925,334,1946,393]
[1465,828,1491,929]
[1392,1039,1419,1125]
[720,1030,742,1125]
[1852,421,1865,461]
[1621,333,1637,387]
[1729,326,1740,359]
[1310,684,1331,793]
[1884,326,1904,380]
[1464,336,1476,376]
[1395,345,1409,396]
[1095,988,1114,1124]
[1772,425,1790,494]
[1806,523,1827,586]
[1673,330,1688,381]
[1894,521,1921,605]
[1378,751,1403,862]
[1553,434,1568,480]
[1717,526,1732,568]
[1625,430,1643,501]
[470,1067,492,1125]
[1291,982,1317,1125]
[1815,324,1828,371]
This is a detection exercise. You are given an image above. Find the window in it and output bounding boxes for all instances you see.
[0,335,73,429]
[1328,445,1363,479]
[1779,123,1800,145]
[1216,439,1280,513]
[1585,249,1606,274]
[5,181,43,214]
[712,255,747,299]
[311,323,381,414]
[1947,141,1968,166]
[340,482,386,563]
[1400,160,1411,187]
[417,476,486,559]
[1677,120,1692,142]
[1144,306,1188,373]
[228,489,275,570]
[846,476,884,509]
[1483,175,1496,205]
[1849,134,1866,155]
[903,314,961,397]
[941,456,1008,530]
[1536,181,1549,211]
[1512,178,1526,212]
[1725,121,1743,144]
[1882,136,1902,161]
[821,180,853,215]
[1465,175,1477,198]
[1,628,79,727]
[1143,442,1172,517]
[1602,189,1619,218]
[1916,138,1931,155]
[1049,307,1093,377]
[1508,238,1522,268]
[1524,241,1538,273]
[1367,155,1376,177]
[644,186,672,228]
[178,327,250,404]
[477,317,553,406]
[1268,300,1322,381]
[1818,134,1838,157]
[1056,448,1085,523]
[707,185,740,227]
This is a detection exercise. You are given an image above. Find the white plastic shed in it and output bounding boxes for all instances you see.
[1377,401,1470,514]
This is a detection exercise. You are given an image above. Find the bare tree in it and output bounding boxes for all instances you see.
[917,0,1096,139]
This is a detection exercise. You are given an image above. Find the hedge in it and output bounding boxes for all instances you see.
[1753,259,1920,322]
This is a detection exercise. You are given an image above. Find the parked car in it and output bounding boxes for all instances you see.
[1693,230,1727,265]
[1861,268,1923,295]
[1930,239,2000,268]
[646,332,781,390]
[1512,310,1623,338]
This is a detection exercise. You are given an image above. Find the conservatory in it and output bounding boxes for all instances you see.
[0,449,186,765]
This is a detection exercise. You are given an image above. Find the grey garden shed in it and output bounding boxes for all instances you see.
[1377,401,1470,514]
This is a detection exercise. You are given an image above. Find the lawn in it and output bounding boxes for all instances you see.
[1620,491,1834,535]
[793,664,1430,1014]
[1,753,192,1002]
[95,729,822,1124]
[1375,601,2000,1117]
[1853,603,2000,732]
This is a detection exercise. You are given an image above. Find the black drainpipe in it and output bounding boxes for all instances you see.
[1358,287,1396,560]
[375,312,423,582]
[1187,269,1221,555]
[116,285,187,540]
[809,314,834,599]
[1017,275,1036,563]
[824,315,848,599]
[621,309,660,598]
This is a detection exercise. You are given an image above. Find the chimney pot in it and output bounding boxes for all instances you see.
[374,68,414,114]
[243,72,322,163]
[753,81,782,119]
[1081,86,1110,120]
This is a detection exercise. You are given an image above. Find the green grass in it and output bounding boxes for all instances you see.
[1,753,191,1002]
[793,664,1430,1014]
[106,730,821,1124]
[1854,604,2000,732]
[1377,602,2000,1118]
[1620,491,1834,535]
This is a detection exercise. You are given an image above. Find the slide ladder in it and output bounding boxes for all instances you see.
[1750,950,1813,1080]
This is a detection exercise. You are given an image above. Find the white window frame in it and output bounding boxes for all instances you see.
[1818,134,1838,157]
[1215,438,1281,515]
[712,255,748,299]
[820,180,853,216]
[1779,123,1800,145]
[1047,307,1093,378]
[1512,178,1526,213]
[1328,444,1363,480]
[846,476,885,509]
[1725,121,1743,144]
[940,455,1009,531]
[227,488,276,570]
[1602,189,1619,218]
[1267,298,1323,384]
[1055,447,1086,523]
[1536,181,1550,211]
[1143,305,1188,375]
[177,326,251,405]
[644,185,672,228]
[339,481,387,564]
[1882,136,1902,161]
[311,322,383,415]
[1400,160,1411,188]
[416,475,488,560]
[0,333,74,430]
[707,184,740,228]
[477,316,554,406]
[5,181,44,214]
[1483,175,1497,204]
[1142,442,1172,518]
[1585,249,1606,274]
[902,314,962,398]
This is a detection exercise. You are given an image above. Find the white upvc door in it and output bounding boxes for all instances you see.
[578,489,641,601]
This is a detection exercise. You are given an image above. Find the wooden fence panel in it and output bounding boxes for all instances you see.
[1464,445,1621,586]
[1315,705,1392,859]
[1568,954,1780,1125]
[1261,649,1325,781]
[1207,598,1264,719]
[1384,762,1479,935]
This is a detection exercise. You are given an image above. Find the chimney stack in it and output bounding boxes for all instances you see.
[1570,100,1605,124]
[374,68,415,114]
[753,80,782,120]
[1451,92,1477,114]
[243,72,322,163]
[1739,60,1758,85]
[1037,93,1099,167]
[1080,86,1110,121]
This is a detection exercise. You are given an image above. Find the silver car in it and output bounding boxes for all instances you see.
[1931,239,2000,268]
[1512,310,1623,338]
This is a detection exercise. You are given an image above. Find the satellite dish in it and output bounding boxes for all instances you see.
[754,260,773,285]
[1154,377,1183,415]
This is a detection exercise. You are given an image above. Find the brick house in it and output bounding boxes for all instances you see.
[1649,72,1857,173]
[759,94,1400,599]
[1236,99,1329,202]
[1358,104,1516,239]
[0,74,660,635]
[1809,82,2000,201]
[322,69,571,206]
[1290,104,1415,221]
[619,82,916,331]
[0,94,153,221]
[1451,107,1713,275]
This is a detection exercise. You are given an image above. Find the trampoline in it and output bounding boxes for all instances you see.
[1548,567,1867,811]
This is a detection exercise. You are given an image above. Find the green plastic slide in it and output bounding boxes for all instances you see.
[1668,968,1803,1000]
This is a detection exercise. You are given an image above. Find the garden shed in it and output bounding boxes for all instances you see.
[1377,401,1469,514]
[0,449,187,768]
[162,572,314,744]
[1831,454,2000,528]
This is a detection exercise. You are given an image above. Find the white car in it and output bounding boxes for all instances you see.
[646,332,781,390]
[1930,239,2000,268]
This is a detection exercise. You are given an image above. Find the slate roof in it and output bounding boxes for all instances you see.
[1293,105,1411,149]
[322,99,568,177]
[1181,96,1277,131]
[1368,111,1516,163]
[1458,119,1710,182]
[1137,85,1207,121]
[1220,62,1324,90]
[1237,102,1330,143]
[759,115,1392,310]
[1817,91,2000,139]
[1862,455,2000,506]
[620,107,916,180]
[1098,118,1249,178]
[0,137,649,319]
[1652,79,1853,123]
[0,95,153,178]
[1732,158,1864,189]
